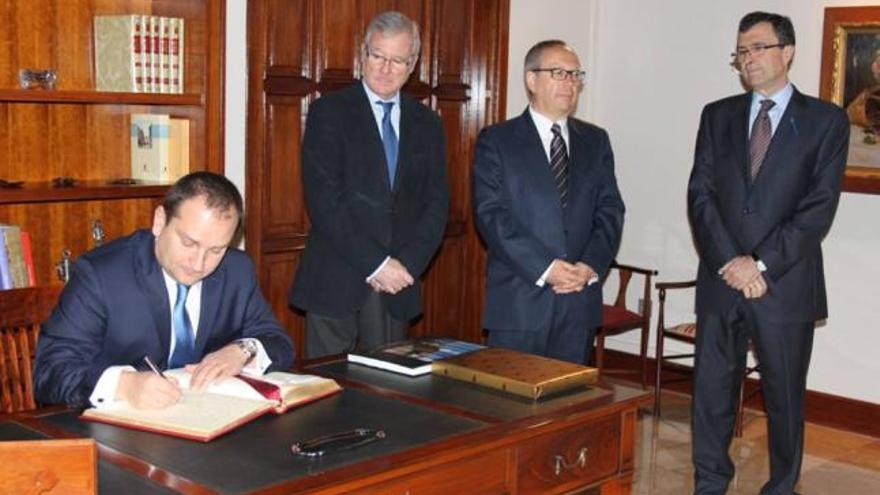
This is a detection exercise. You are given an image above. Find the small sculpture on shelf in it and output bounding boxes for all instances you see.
[19,68,58,90]
[55,249,72,283]
[91,220,105,248]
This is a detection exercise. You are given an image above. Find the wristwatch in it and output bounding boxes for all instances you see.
[236,339,258,362]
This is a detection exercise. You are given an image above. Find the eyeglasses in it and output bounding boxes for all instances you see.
[531,68,586,83]
[364,47,413,71]
[731,43,786,60]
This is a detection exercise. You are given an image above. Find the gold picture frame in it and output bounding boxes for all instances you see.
[820,6,880,194]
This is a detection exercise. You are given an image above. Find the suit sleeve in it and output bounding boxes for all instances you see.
[473,128,557,283]
[301,101,388,277]
[752,108,849,281]
[579,129,625,279]
[237,258,295,371]
[34,257,113,408]
[687,106,743,272]
[395,114,450,278]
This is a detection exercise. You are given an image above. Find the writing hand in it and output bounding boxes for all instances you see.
[116,371,182,409]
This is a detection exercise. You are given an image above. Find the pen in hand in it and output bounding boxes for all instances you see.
[143,355,167,379]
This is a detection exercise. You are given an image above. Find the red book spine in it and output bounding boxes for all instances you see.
[19,231,36,287]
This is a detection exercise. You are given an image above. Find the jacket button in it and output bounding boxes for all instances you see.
[743,208,751,214]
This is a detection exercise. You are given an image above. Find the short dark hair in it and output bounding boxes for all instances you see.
[739,11,795,46]
[162,171,243,229]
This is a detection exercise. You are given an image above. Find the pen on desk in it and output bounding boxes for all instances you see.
[142,355,167,379]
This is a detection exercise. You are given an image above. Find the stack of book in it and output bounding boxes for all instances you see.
[94,15,185,93]
[0,224,36,290]
[130,113,190,182]
[348,337,485,376]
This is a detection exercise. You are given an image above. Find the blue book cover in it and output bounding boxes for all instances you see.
[348,337,486,376]
[0,226,12,289]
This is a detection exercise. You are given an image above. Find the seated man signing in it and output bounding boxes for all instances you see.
[34,172,294,409]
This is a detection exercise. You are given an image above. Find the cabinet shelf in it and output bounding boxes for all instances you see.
[0,181,171,204]
[0,89,202,106]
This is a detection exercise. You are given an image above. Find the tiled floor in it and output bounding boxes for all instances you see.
[633,390,880,494]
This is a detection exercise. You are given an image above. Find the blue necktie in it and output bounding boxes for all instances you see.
[169,283,197,368]
[379,101,398,185]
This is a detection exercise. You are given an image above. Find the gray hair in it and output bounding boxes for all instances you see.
[524,40,571,73]
[363,11,421,59]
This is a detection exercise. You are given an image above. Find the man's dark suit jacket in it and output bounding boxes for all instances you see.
[474,109,625,334]
[688,88,849,321]
[290,83,449,321]
[34,230,295,408]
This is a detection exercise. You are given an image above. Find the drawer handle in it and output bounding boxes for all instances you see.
[554,447,588,476]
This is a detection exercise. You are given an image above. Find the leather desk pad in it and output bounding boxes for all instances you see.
[40,387,485,494]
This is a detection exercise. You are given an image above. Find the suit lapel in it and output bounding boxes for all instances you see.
[194,265,222,357]
[566,118,589,209]
[753,88,804,184]
[514,109,566,225]
[352,84,393,191]
[729,93,751,187]
[136,234,172,366]
[395,96,415,192]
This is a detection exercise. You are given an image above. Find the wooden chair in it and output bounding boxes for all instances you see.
[0,286,63,413]
[653,280,760,437]
[0,438,97,494]
[594,261,657,389]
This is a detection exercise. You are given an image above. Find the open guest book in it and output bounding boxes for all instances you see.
[81,370,341,442]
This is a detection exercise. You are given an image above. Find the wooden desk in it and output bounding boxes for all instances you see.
[4,359,649,494]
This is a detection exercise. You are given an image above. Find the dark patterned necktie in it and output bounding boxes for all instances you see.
[550,123,570,208]
[169,283,197,368]
[379,101,398,184]
[749,99,775,180]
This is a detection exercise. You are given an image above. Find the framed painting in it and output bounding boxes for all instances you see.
[820,6,880,194]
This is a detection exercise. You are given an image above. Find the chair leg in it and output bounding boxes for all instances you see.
[595,333,605,375]
[654,332,665,418]
[639,322,649,389]
[735,374,746,437]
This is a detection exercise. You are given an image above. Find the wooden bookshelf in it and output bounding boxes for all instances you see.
[0,0,224,286]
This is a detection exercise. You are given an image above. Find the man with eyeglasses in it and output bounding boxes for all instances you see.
[473,40,624,364]
[687,12,849,495]
[290,11,449,358]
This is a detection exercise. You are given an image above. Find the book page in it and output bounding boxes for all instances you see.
[83,390,270,440]
[164,369,268,402]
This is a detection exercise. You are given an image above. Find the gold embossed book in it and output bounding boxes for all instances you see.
[431,347,598,399]
[81,370,341,442]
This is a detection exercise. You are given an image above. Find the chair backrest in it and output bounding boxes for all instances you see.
[0,438,97,494]
[607,262,658,316]
[0,285,63,413]
[655,280,697,340]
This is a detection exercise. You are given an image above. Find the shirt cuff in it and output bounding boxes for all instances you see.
[536,261,555,287]
[89,365,136,409]
[365,256,391,283]
[240,338,271,376]
[587,274,600,286]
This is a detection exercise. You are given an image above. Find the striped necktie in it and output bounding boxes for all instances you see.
[749,99,775,180]
[550,123,570,208]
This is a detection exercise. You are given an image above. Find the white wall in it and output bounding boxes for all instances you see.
[226,0,879,403]
[585,0,880,404]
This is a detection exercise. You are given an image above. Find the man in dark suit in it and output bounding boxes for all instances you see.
[687,12,849,495]
[473,40,625,363]
[35,172,294,409]
[290,11,449,358]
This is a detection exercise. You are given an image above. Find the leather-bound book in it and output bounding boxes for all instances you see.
[432,347,598,399]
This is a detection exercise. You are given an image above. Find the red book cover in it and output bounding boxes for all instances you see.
[19,230,36,286]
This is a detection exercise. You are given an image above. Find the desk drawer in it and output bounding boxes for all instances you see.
[517,415,620,493]
[354,448,511,494]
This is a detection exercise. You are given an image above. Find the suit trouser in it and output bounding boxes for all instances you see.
[305,290,408,358]
[692,304,814,495]
[487,294,595,364]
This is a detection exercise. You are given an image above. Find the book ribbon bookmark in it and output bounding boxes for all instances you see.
[235,374,282,402]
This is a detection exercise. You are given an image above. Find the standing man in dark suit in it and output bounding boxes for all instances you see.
[473,40,625,363]
[290,11,449,358]
[35,172,294,409]
[688,12,849,495]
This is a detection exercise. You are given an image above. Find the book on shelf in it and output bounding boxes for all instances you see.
[81,370,342,442]
[19,231,36,287]
[169,17,184,93]
[93,15,184,93]
[0,231,11,290]
[0,225,32,289]
[131,113,170,181]
[169,117,190,180]
[94,15,144,92]
[432,347,598,399]
[348,337,485,376]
